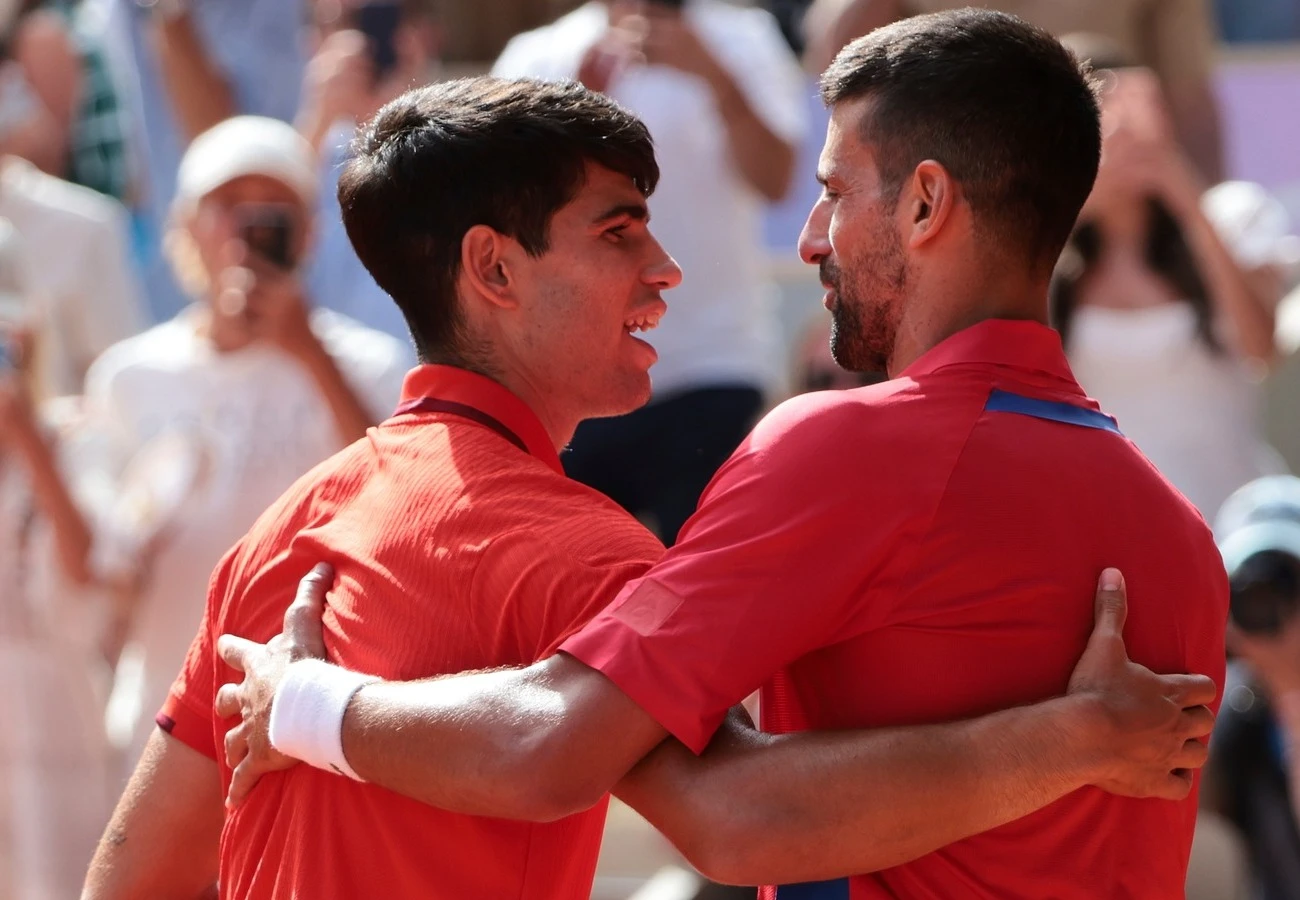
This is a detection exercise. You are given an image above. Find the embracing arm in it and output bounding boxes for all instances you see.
[82,731,223,900]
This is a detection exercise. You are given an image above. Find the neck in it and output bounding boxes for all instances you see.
[430,350,578,452]
[195,304,253,354]
[885,261,1051,376]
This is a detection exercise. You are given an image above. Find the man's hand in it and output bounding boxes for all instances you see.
[1065,568,1217,799]
[215,562,333,807]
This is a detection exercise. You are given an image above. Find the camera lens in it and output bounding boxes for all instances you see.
[1230,550,1300,636]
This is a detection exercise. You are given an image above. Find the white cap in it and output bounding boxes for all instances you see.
[175,116,317,208]
[1215,475,1300,577]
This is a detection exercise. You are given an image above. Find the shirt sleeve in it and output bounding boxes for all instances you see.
[560,396,905,753]
[157,546,239,759]
[491,31,576,81]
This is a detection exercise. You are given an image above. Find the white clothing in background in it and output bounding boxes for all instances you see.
[1068,302,1286,518]
[0,409,114,900]
[89,307,408,768]
[0,156,146,395]
[493,0,807,399]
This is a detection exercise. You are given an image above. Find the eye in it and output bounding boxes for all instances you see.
[604,223,631,242]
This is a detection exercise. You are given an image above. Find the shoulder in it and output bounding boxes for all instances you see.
[308,308,410,378]
[492,5,599,75]
[3,159,129,229]
[748,379,932,457]
[86,317,193,387]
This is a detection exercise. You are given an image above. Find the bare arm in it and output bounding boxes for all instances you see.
[292,335,377,445]
[11,10,81,174]
[218,569,1215,885]
[10,416,93,584]
[638,13,795,201]
[801,0,903,75]
[149,3,236,143]
[83,730,223,900]
[615,578,1215,884]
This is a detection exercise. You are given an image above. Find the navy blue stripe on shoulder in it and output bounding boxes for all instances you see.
[775,879,851,899]
[985,389,1121,435]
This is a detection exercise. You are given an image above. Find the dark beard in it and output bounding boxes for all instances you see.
[822,246,904,374]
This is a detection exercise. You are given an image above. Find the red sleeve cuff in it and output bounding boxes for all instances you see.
[157,691,217,761]
[561,610,726,756]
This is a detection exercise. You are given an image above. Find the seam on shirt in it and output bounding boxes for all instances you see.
[869,383,989,618]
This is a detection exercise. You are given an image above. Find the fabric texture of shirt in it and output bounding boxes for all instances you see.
[563,319,1229,899]
[493,0,807,399]
[91,307,407,768]
[162,365,665,900]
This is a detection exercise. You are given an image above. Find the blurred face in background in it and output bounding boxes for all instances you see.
[176,175,312,299]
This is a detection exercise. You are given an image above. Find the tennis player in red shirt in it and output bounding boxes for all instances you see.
[214,10,1226,900]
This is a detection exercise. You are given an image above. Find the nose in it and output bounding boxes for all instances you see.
[798,198,831,267]
[645,238,684,291]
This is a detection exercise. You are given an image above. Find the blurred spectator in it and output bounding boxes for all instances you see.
[0,221,113,900]
[97,0,306,322]
[298,0,439,347]
[1215,0,1300,44]
[802,0,1227,181]
[1203,180,1300,316]
[92,116,407,769]
[0,2,80,177]
[1203,475,1300,900]
[1050,67,1285,518]
[494,0,806,545]
[0,152,146,395]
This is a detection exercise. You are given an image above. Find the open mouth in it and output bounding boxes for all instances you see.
[624,309,664,334]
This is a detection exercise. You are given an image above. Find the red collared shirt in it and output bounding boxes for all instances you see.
[162,365,664,900]
[563,320,1227,899]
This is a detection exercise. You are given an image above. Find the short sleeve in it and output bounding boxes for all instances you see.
[561,396,904,753]
[157,548,239,759]
[471,523,662,663]
[491,31,577,82]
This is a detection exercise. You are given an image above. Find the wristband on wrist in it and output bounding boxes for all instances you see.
[268,658,375,782]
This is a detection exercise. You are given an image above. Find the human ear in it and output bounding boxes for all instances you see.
[904,160,955,249]
[460,225,518,309]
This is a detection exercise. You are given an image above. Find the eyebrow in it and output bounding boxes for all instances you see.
[592,203,650,227]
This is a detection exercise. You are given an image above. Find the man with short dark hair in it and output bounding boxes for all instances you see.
[218,12,1226,899]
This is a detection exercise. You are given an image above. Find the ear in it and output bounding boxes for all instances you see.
[902,160,957,250]
[460,225,519,310]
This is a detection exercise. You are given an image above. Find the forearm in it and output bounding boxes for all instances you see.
[12,423,93,584]
[1179,202,1277,366]
[151,8,236,143]
[618,696,1105,885]
[341,661,647,821]
[294,338,376,445]
[1170,92,1224,185]
[704,63,795,202]
[83,732,222,900]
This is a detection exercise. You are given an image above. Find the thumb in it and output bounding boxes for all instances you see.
[1089,568,1129,644]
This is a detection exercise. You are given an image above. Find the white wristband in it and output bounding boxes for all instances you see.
[268,659,374,782]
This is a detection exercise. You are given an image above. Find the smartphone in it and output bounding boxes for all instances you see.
[235,204,297,271]
[648,0,687,7]
[355,1,402,81]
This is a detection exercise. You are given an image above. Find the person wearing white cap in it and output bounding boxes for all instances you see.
[1203,475,1300,899]
[87,114,409,773]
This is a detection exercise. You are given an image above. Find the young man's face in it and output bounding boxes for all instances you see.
[799,98,908,375]
[511,163,681,422]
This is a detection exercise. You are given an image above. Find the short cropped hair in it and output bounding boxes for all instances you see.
[338,77,659,362]
[820,9,1102,267]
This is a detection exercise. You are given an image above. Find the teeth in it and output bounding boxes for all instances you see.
[624,312,661,333]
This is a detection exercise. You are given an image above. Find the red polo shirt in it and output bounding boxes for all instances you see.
[161,365,664,900]
[563,319,1228,899]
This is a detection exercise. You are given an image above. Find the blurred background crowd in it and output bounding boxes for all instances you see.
[0,0,1297,898]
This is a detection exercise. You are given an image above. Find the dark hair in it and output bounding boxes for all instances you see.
[1050,199,1222,353]
[819,9,1102,267]
[338,76,659,363]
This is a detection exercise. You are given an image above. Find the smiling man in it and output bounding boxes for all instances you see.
[88,70,1217,900]
[213,14,1227,900]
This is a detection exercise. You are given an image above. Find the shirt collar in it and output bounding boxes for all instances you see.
[900,319,1075,384]
[397,365,563,475]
